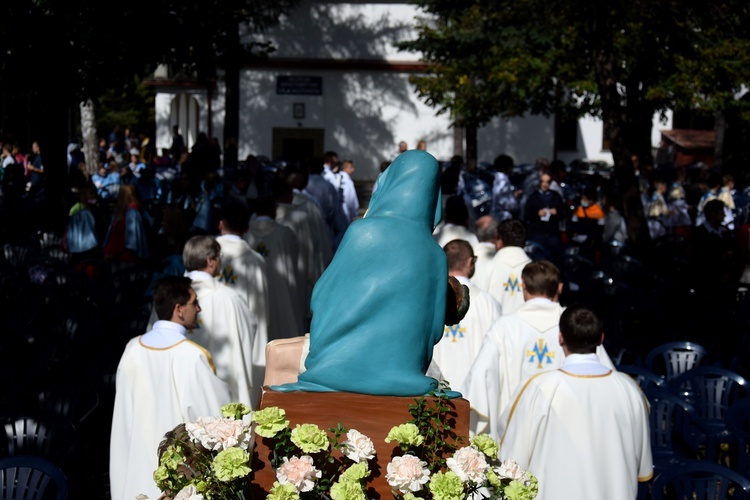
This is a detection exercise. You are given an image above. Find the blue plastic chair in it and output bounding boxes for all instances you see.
[726,397,750,477]
[618,365,666,391]
[0,455,68,500]
[650,460,750,500]
[646,341,709,382]
[645,387,702,474]
[669,366,749,461]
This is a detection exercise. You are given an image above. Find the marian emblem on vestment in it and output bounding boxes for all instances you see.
[443,324,466,342]
[503,274,522,295]
[219,265,238,285]
[526,339,555,368]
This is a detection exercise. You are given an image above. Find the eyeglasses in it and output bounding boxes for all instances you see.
[470,256,477,265]
[183,299,200,309]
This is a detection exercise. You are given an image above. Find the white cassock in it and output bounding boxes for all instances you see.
[498,355,653,500]
[187,270,257,407]
[460,298,614,438]
[483,246,532,315]
[109,321,231,500]
[433,223,480,248]
[471,241,497,292]
[337,170,360,223]
[293,190,333,268]
[432,276,502,392]
[216,234,270,391]
[245,216,304,339]
[276,202,327,321]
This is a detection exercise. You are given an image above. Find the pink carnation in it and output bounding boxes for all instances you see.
[447,446,489,483]
[276,455,321,492]
[186,416,251,451]
[385,455,430,493]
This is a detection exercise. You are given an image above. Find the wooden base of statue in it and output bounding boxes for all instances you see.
[249,386,470,498]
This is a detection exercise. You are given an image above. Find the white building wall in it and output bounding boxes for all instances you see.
[154,1,675,180]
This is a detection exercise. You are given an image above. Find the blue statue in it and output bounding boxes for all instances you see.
[272,150,458,396]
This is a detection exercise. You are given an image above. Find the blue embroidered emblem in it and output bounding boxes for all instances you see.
[443,324,466,342]
[219,265,238,285]
[503,274,522,295]
[255,242,270,257]
[526,339,555,368]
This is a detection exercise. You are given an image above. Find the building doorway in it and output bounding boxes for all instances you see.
[272,128,325,162]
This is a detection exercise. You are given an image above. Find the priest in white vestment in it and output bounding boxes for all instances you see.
[183,235,257,407]
[245,194,305,339]
[497,305,653,500]
[433,195,480,248]
[471,215,501,292]
[460,260,614,438]
[433,239,502,392]
[216,204,270,398]
[483,219,532,314]
[110,276,231,500]
[337,160,360,223]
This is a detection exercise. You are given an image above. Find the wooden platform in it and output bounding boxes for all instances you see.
[249,387,470,498]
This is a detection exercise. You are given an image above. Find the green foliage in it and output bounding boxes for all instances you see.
[399,0,750,160]
[407,382,465,473]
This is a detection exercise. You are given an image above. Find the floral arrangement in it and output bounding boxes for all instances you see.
[145,389,537,500]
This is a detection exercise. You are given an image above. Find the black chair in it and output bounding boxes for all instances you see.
[650,460,750,500]
[726,396,750,477]
[0,455,68,500]
[646,341,709,383]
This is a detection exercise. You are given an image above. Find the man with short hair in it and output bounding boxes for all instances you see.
[483,219,532,314]
[337,159,360,223]
[433,239,502,392]
[471,215,501,292]
[216,203,271,393]
[497,305,653,500]
[110,276,231,500]
[183,235,257,407]
[433,194,480,248]
[460,260,614,438]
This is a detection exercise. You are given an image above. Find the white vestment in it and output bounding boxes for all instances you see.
[109,321,231,500]
[460,298,614,437]
[471,241,497,292]
[276,202,328,321]
[498,355,653,500]
[484,246,532,315]
[432,277,502,392]
[245,216,304,339]
[293,190,333,267]
[187,271,257,407]
[433,223,480,248]
[337,170,360,223]
[216,235,270,389]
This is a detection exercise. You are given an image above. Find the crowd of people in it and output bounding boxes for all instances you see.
[1,128,749,498]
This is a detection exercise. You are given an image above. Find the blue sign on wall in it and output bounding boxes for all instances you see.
[276,76,323,96]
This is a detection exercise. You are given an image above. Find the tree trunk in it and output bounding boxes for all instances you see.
[465,125,477,173]
[80,99,99,176]
[223,22,241,160]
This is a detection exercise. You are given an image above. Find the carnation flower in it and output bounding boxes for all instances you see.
[158,444,184,470]
[211,447,251,482]
[221,402,251,421]
[251,406,290,438]
[186,416,251,451]
[330,478,367,500]
[384,423,424,447]
[173,484,204,500]
[340,462,370,483]
[385,454,430,493]
[341,429,376,463]
[501,472,539,500]
[495,459,529,483]
[276,455,321,492]
[428,470,464,500]
[267,481,301,500]
[471,434,499,459]
[446,446,489,483]
[290,423,329,453]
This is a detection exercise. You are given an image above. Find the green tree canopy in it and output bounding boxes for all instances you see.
[399,0,750,247]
